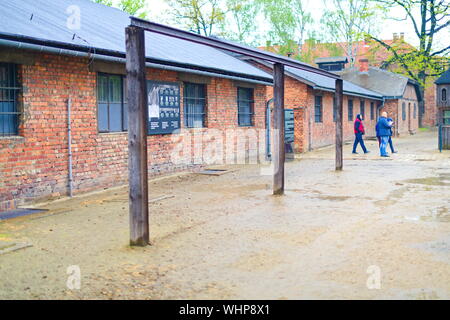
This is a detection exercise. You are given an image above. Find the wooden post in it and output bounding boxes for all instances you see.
[273,63,285,195]
[125,26,149,246]
[335,79,344,171]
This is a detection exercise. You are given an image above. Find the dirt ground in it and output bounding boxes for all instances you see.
[0,130,449,300]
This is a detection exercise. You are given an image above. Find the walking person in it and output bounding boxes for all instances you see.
[387,117,398,153]
[376,111,393,157]
[352,114,370,154]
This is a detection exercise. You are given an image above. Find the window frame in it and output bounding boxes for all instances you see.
[370,102,375,120]
[360,100,365,120]
[97,73,127,133]
[0,63,21,137]
[184,82,207,128]
[314,95,323,123]
[237,87,254,127]
[442,88,447,101]
[348,99,354,121]
[402,102,406,121]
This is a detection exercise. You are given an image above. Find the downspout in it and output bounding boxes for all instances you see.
[266,98,274,161]
[68,98,73,197]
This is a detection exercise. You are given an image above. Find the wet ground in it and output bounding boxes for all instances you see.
[0,130,449,299]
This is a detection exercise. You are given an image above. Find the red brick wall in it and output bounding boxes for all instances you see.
[380,84,419,136]
[0,53,266,210]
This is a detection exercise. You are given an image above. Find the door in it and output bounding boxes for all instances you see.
[284,109,295,153]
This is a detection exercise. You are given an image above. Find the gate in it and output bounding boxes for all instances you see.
[439,125,450,151]
[265,106,295,159]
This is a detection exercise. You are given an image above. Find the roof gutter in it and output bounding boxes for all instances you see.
[0,33,272,85]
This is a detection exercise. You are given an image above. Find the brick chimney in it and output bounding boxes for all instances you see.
[359,58,369,73]
[393,33,398,41]
[400,32,405,40]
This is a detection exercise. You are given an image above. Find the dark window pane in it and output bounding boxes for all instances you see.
[348,100,353,121]
[109,103,123,132]
[97,75,108,102]
[0,63,19,136]
[238,87,254,126]
[109,76,122,103]
[184,83,206,128]
[98,103,109,132]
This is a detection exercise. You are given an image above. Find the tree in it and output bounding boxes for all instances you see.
[164,0,225,36]
[370,0,450,87]
[321,0,379,66]
[258,0,313,57]
[219,0,260,44]
[91,0,147,18]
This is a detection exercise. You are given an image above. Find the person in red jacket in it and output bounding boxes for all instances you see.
[352,114,370,154]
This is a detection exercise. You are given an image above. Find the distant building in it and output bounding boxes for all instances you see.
[341,60,422,136]
[314,57,348,72]
[435,69,450,125]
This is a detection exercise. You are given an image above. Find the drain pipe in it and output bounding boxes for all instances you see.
[266,98,274,161]
[68,98,73,197]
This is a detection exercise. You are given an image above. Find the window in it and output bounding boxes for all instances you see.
[97,73,127,133]
[443,88,447,101]
[314,96,323,123]
[333,95,337,122]
[444,110,450,125]
[0,63,20,136]
[348,99,354,121]
[237,87,254,126]
[360,100,365,120]
[414,103,417,119]
[184,83,206,128]
[402,102,406,121]
[370,102,375,120]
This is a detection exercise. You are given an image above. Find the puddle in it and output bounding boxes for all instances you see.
[405,207,450,223]
[402,174,450,187]
[314,195,351,202]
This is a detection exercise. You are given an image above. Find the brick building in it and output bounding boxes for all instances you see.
[0,0,274,210]
[247,60,383,153]
[261,34,443,128]
[341,60,421,136]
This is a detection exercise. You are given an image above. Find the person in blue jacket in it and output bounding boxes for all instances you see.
[376,111,393,157]
[376,117,397,153]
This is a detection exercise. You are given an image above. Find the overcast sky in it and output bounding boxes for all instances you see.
[144,0,448,50]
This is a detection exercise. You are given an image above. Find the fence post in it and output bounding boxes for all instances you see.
[335,79,344,171]
[125,26,149,246]
[273,63,285,195]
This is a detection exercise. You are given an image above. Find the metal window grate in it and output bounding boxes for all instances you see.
[0,63,20,136]
[184,83,206,128]
[348,99,353,121]
[314,96,323,123]
[97,73,127,133]
[360,100,365,120]
[237,87,254,126]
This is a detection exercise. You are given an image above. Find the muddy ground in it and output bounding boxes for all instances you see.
[0,130,449,299]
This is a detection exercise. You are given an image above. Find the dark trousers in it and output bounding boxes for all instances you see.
[353,133,367,153]
[377,136,395,152]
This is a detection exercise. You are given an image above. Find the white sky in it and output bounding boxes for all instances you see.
[143,0,448,50]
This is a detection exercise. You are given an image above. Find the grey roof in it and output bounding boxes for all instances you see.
[341,67,413,98]
[435,69,450,85]
[284,66,383,100]
[315,56,348,64]
[0,0,272,83]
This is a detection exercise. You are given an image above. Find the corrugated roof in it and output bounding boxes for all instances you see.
[340,67,409,97]
[284,66,383,99]
[0,0,272,82]
[435,69,450,85]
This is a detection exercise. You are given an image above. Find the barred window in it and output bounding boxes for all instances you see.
[237,87,254,126]
[97,73,127,133]
[360,100,365,120]
[314,95,323,123]
[333,95,337,122]
[348,99,354,121]
[0,63,21,136]
[184,83,206,128]
[414,103,417,119]
[370,102,375,120]
[442,88,447,101]
[402,102,406,121]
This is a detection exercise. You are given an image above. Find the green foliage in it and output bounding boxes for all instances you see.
[257,0,312,55]
[369,0,450,88]
[219,0,260,45]
[164,0,225,36]
[91,0,147,18]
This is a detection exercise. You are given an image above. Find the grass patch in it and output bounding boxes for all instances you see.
[419,127,430,132]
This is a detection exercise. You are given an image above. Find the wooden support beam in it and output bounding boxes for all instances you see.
[273,63,285,195]
[335,79,344,171]
[125,26,149,246]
